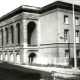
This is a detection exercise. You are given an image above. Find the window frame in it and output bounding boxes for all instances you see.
[64,15,69,25]
[75,17,79,26]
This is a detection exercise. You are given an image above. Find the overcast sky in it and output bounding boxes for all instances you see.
[0,0,80,17]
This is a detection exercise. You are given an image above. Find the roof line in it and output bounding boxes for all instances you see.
[0,1,80,22]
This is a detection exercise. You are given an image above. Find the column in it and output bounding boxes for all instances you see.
[0,30,1,46]
[14,23,17,45]
[8,26,11,46]
[37,21,41,46]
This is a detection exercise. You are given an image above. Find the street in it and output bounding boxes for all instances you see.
[0,63,52,80]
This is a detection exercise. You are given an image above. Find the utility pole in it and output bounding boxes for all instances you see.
[72,0,77,69]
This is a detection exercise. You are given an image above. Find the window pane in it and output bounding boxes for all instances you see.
[76,30,79,43]
[64,29,69,42]
[75,17,79,25]
[64,15,69,24]
[65,50,69,58]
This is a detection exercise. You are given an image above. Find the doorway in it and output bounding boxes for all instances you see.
[29,53,36,64]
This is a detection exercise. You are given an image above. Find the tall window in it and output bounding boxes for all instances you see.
[1,29,3,46]
[64,29,69,42]
[10,26,14,43]
[64,15,69,24]
[16,23,20,44]
[5,27,8,44]
[76,50,80,58]
[75,17,79,25]
[76,30,79,43]
[65,50,69,58]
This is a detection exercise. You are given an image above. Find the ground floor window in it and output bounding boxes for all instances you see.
[0,54,3,60]
[5,53,8,61]
[65,50,69,58]
[16,53,20,63]
[10,53,14,62]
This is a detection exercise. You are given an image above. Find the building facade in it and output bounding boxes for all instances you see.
[0,1,80,66]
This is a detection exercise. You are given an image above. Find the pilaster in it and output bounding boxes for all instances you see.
[0,30,1,46]
[8,26,11,46]
[21,19,27,47]
[14,24,18,45]
[37,21,40,46]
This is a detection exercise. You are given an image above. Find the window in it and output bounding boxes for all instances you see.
[76,50,80,58]
[75,17,79,25]
[76,30,79,43]
[65,50,69,58]
[10,26,14,43]
[5,27,8,44]
[16,23,20,44]
[1,29,3,46]
[64,29,69,42]
[64,15,69,24]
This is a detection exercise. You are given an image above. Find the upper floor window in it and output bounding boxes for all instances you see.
[64,29,69,42]
[75,17,79,25]
[1,29,3,46]
[16,23,20,44]
[5,27,8,44]
[64,15,69,24]
[76,30,79,43]
[10,25,14,43]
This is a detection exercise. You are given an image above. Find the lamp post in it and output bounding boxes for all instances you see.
[60,37,70,67]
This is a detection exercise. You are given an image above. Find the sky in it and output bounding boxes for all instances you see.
[0,0,80,17]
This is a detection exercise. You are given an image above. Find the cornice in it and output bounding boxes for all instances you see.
[0,1,80,22]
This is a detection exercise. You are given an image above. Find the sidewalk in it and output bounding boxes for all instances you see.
[0,62,80,79]
[19,64,80,78]
[20,64,80,74]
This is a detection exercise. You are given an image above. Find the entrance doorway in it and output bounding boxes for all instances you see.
[29,53,36,64]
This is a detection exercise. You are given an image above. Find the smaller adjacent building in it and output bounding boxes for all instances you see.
[0,1,80,66]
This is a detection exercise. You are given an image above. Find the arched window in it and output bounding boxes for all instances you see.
[16,23,20,44]
[10,26,14,43]
[5,27,8,44]
[27,22,36,44]
[5,53,8,61]
[1,29,3,46]
[16,53,20,63]
[10,53,13,62]
[0,54,3,60]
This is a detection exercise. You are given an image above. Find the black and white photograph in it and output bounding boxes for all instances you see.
[0,0,80,80]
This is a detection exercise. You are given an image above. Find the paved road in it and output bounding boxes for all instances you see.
[0,63,52,80]
[0,67,41,80]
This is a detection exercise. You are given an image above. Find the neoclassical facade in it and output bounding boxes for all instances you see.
[0,1,80,66]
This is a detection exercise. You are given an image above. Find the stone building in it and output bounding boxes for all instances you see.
[0,1,80,66]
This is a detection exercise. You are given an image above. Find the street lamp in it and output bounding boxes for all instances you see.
[60,37,70,67]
